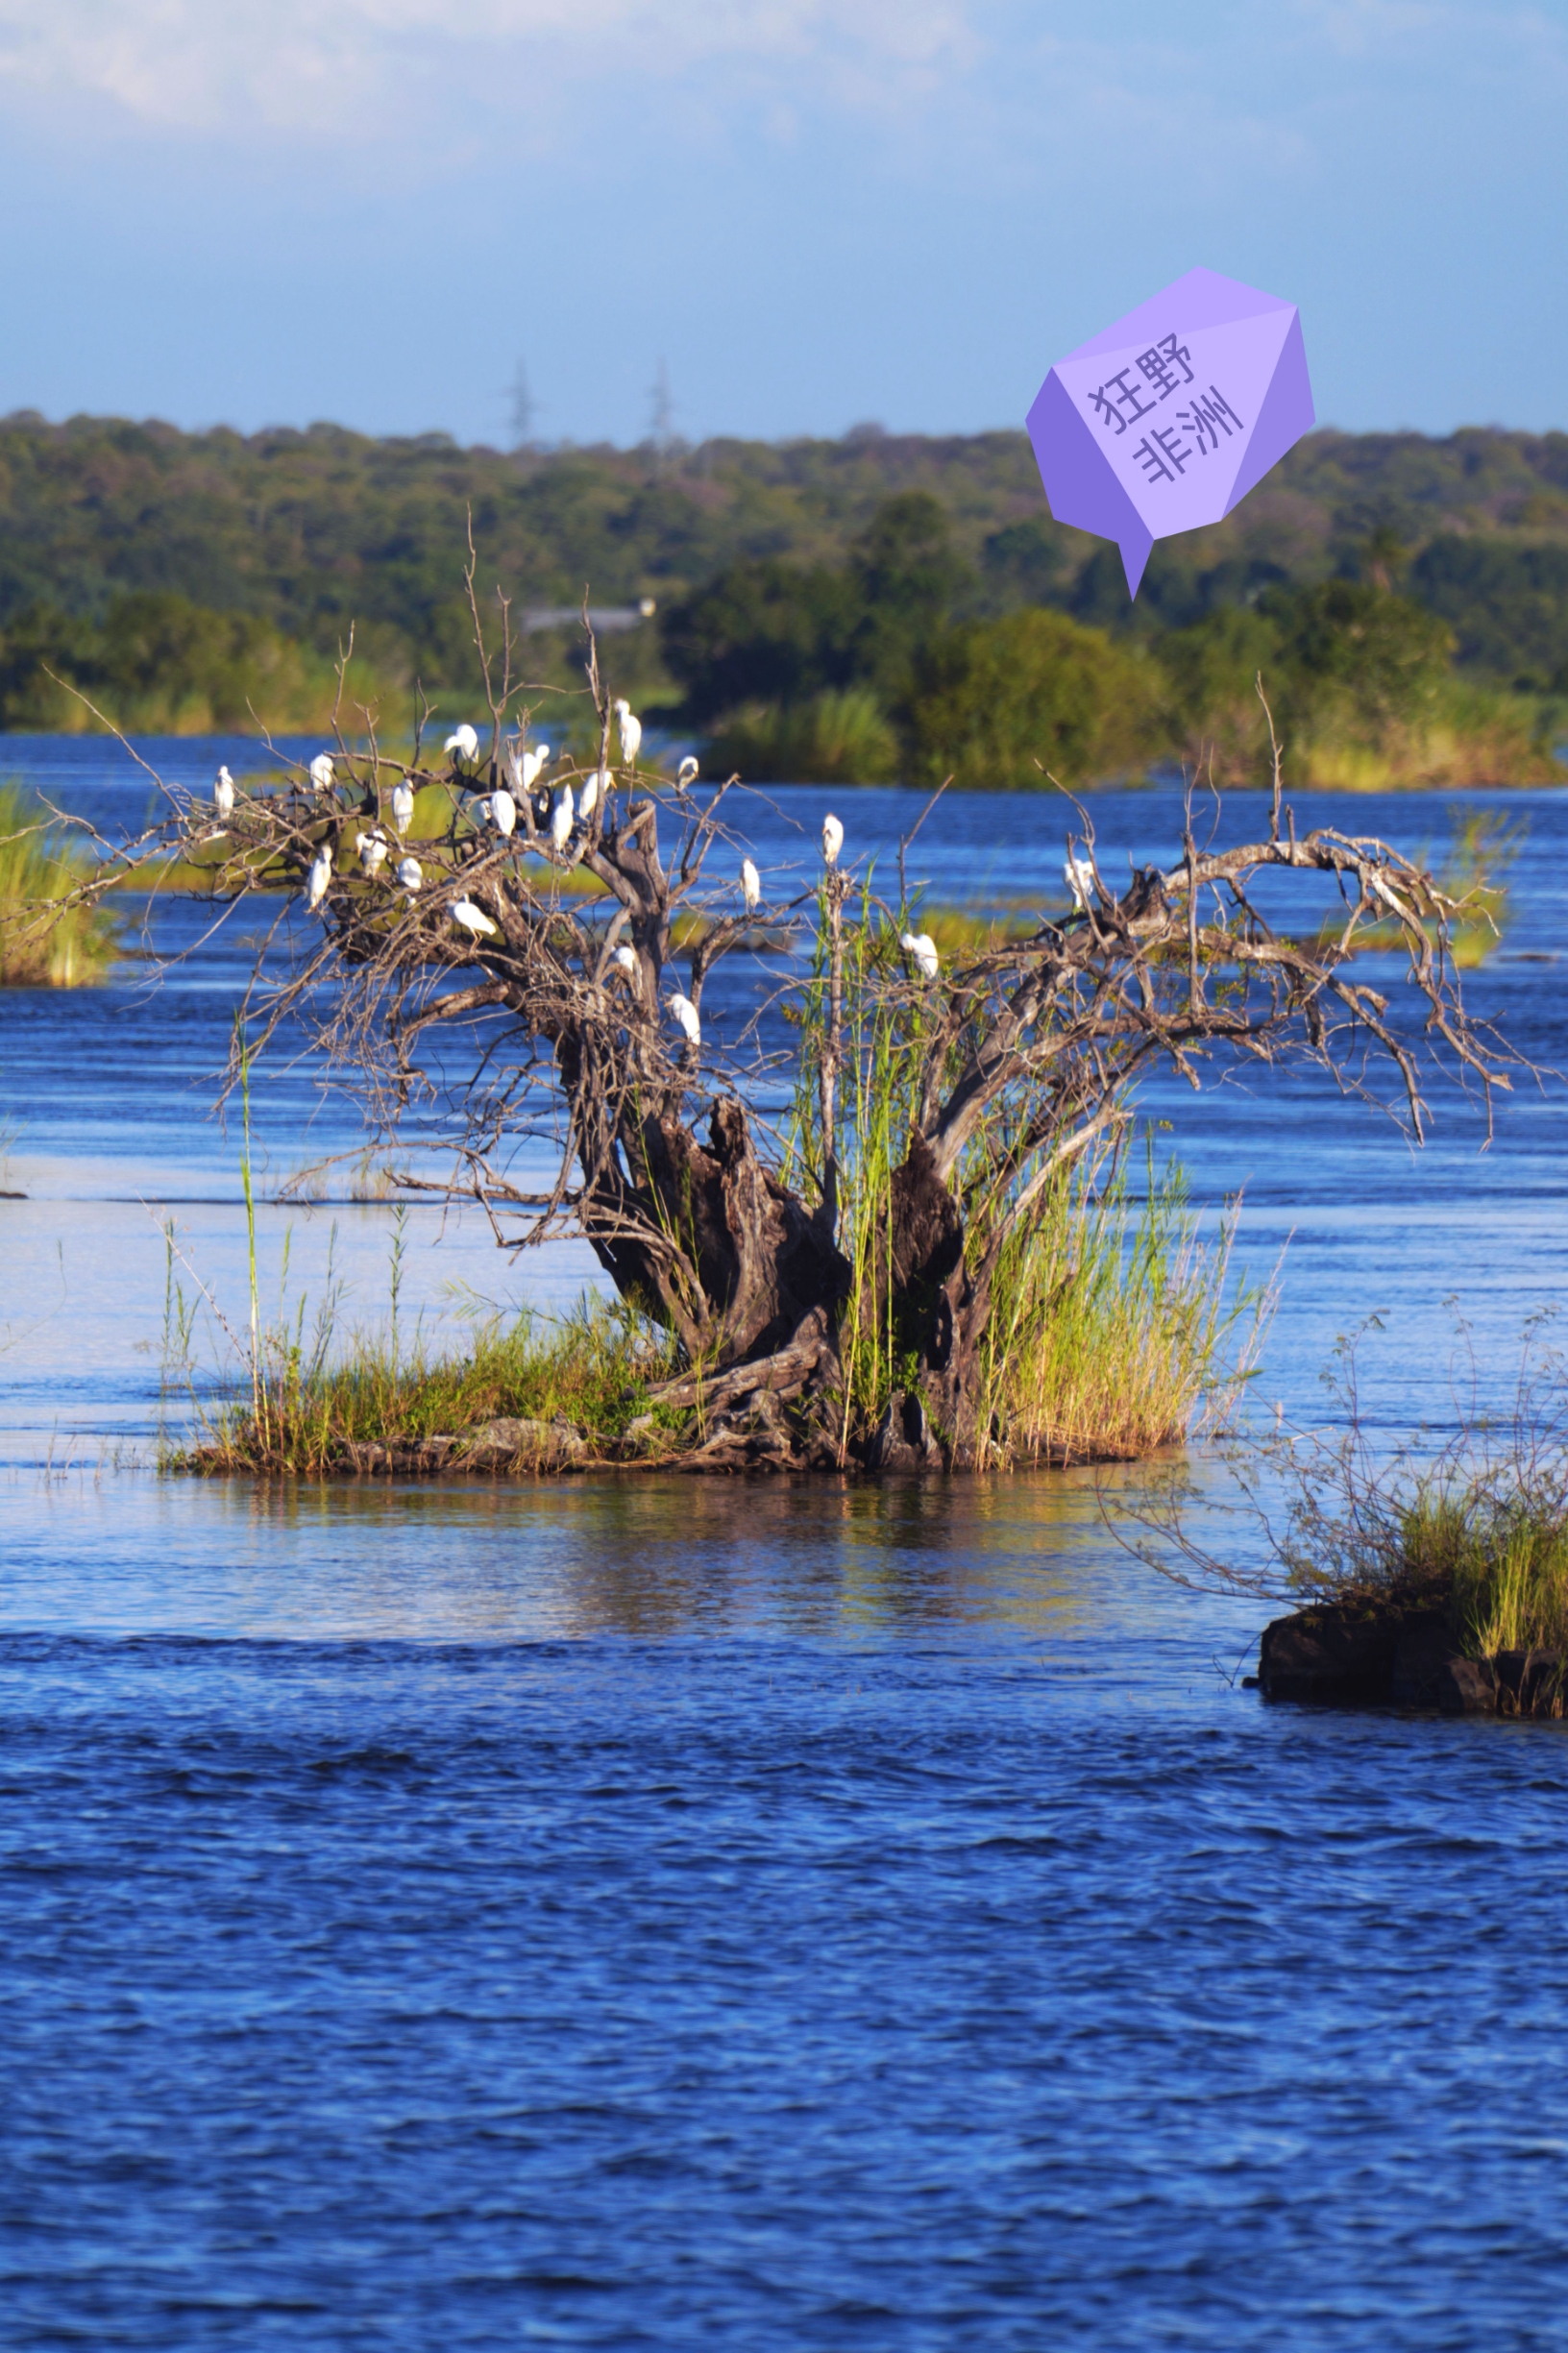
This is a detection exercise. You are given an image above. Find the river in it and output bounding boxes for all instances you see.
[4,732,1568,2346]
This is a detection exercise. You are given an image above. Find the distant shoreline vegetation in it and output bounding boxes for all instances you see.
[1,409,1566,782]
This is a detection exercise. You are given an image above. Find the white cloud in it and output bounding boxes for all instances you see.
[0,0,975,135]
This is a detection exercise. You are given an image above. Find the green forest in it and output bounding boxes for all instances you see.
[1,407,1565,782]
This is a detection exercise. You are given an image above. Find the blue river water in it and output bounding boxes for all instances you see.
[5,734,1568,2346]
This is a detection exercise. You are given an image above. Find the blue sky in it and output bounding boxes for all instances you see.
[0,1,1562,447]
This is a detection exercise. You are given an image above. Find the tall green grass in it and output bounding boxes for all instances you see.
[976,1155,1259,1464]
[782,880,1264,1464]
[0,784,120,985]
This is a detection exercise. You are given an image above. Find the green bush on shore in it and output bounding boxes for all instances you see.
[900,606,1164,789]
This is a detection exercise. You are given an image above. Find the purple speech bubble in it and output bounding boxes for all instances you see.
[1026,267,1314,598]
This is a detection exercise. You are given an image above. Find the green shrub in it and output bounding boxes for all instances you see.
[1157,605,1285,781]
[902,606,1164,788]
[705,687,900,783]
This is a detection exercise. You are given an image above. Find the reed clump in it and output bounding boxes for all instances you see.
[0,784,120,985]
[978,1159,1260,1464]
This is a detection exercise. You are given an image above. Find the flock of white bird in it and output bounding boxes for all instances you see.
[239,732,1106,1066]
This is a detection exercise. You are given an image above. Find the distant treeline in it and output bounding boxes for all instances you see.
[0,407,1566,776]
[0,593,368,732]
[671,495,1560,788]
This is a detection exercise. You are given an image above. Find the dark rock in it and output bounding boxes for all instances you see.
[1391,1614,1496,1714]
[1261,1603,1568,1718]
[1258,1605,1400,1704]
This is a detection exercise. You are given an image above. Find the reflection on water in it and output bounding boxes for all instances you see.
[6,1458,1212,1648]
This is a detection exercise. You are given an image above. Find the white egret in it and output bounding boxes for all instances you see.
[491,788,517,838]
[391,778,415,837]
[741,857,761,914]
[1064,854,1096,911]
[615,698,642,766]
[357,829,388,877]
[550,784,575,853]
[519,744,551,794]
[578,769,605,822]
[474,797,494,828]
[669,992,700,1046]
[445,723,479,764]
[612,944,638,975]
[397,855,423,895]
[821,812,844,868]
[676,754,699,787]
[213,765,235,820]
[451,898,498,939]
[899,930,941,982]
[308,752,334,793]
[306,845,332,911]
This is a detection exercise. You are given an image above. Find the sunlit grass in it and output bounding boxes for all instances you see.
[0,783,121,986]
[176,1289,685,1476]
[979,1157,1266,1466]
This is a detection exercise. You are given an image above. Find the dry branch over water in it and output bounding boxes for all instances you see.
[22,557,1532,1478]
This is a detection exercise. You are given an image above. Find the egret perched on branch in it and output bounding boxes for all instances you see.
[491,788,517,838]
[391,777,415,837]
[356,829,388,877]
[213,765,235,820]
[899,930,941,982]
[308,752,334,793]
[306,845,332,911]
[397,855,423,895]
[821,812,844,868]
[676,754,699,787]
[1064,854,1095,911]
[615,699,642,766]
[474,797,494,829]
[518,743,550,795]
[741,857,761,914]
[579,769,605,823]
[668,992,700,1046]
[451,898,498,939]
[445,723,479,765]
[612,944,638,976]
[550,783,575,852]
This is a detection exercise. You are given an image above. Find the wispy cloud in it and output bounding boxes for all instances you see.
[0,0,976,136]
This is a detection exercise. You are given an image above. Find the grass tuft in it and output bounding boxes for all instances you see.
[170,1287,683,1477]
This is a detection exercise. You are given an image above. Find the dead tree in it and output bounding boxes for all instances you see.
[12,566,1526,1472]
